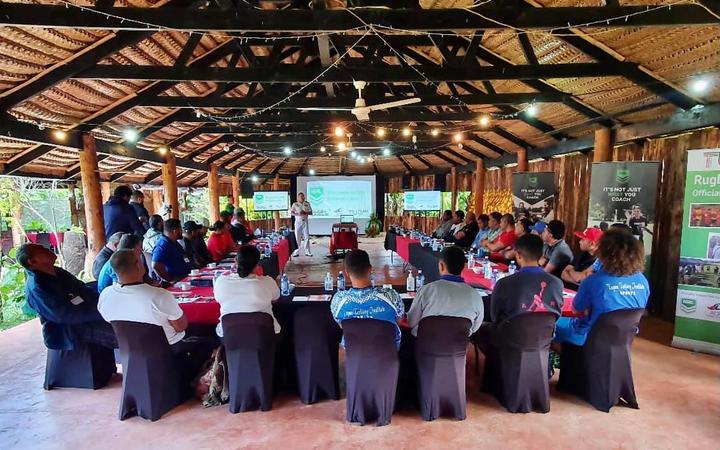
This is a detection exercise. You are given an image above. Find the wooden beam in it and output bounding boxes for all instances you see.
[593,127,614,162]
[231,170,241,208]
[109,160,146,182]
[450,166,458,211]
[208,163,220,222]
[414,155,433,170]
[396,155,412,173]
[517,148,528,171]
[517,33,539,65]
[2,145,53,174]
[79,134,105,273]
[162,152,179,219]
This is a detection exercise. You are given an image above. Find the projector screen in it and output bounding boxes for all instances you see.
[253,191,289,211]
[296,175,376,235]
[404,190,442,211]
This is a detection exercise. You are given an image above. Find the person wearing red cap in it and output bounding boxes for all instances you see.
[561,227,603,284]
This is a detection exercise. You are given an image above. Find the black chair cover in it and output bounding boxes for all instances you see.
[222,312,276,413]
[44,343,116,390]
[415,316,471,421]
[293,305,342,404]
[481,313,557,413]
[111,321,188,421]
[557,308,645,412]
[342,319,399,426]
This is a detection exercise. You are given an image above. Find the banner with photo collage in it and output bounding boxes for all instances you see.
[587,162,659,267]
[673,149,720,355]
[511,172,555,221]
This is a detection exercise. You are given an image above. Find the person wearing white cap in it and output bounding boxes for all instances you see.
[290,192,313,257]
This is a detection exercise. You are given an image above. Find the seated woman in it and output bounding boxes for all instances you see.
[330,249,405,349]
[213,245,281,339]
[554,228,649,346]
[502,217,532,261]
[206,220,239,262]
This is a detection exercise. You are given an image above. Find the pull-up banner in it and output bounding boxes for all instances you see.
[587,162,660,267]
[512,172,555,221]
[673,149,720,355]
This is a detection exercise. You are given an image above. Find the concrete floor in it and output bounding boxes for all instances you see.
[1,237,719,449]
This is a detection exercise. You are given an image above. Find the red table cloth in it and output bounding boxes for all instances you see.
[395,236,420,262]
[461,267,580,318]
[329,231,358,254]
[273,238,290,273]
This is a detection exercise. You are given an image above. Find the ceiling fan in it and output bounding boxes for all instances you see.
[298,80,421,121]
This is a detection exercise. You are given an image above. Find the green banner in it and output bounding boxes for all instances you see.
[673,149,720,355]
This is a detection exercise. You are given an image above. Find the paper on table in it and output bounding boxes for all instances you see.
[400,292,417,300]
[292,296,309,302]
[308,294,331,302]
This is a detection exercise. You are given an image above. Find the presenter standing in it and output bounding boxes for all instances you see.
[290,192,313,257]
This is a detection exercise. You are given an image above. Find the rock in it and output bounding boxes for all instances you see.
[61,232,86,277]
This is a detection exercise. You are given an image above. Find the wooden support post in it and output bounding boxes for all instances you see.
[517,148,528,172]
[80,134,106,272]
[593,127,614,162]
[100,182,111,202]
[208,163,220,223]
[473,159,485,215]
[450,166,458,211]
[273,174,281,231]
[68,183,79,227]
[151,190,163,215]
[162,151,179,219]
[232,170,241,209]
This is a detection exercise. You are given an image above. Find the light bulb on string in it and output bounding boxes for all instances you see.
[382,148,391,156]
[334,126,344,137]
[337,142,346,151]
[251,175,259,182]
[320,146,326,153]
[691,77,711,94]
[412,134,417,144]
[283,146,292,155]
[158,146,168,156]
[223,144,230,152]
[309,169,316,176]
[478,114,492,128]
[376,127,386,138]
[430,128,439,137]
[453,133,463,143]
[123,128,138,142]
[52,130,67,141]
[350,150,357,158]
[526,104,538,117]
[402,127,411,137]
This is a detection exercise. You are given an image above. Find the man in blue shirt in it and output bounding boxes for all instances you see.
[331,249,404,349]
[152,218,192,283]
[554,228,649,346]
[470,214,490,249]
[19,244,116,350]
[103,185,145,239]
[98,234,154,291]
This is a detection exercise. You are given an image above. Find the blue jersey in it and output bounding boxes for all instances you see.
[331,287,404,349]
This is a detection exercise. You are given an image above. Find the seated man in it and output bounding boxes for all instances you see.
[470,214,490,249]
[450,211,480,248]
[19,244,116,350]
[561,227,602,285]
[179,220,201,269]
[207,220,239,262]
[213,245,281,338]
[142,214,164,254]
[191,222,213,268]
[152,219,193,283]
[432,210,454,239]
[97,234,153,292]
[331,249,404,349]
[407,246,484,336]
[92,231,124,280]
[554,229,649,346]
[473,234,563,352]
[442,210,465,240]
[230,211,253,244]
[479,213,517,257]
[539,220,574,278]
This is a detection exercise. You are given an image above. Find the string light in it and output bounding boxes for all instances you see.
[376,127,386,138]
[337,142,346,151]
[382,148,391,156]
[223,144,231,152]
[283,146,292,155]
[320,146,326,153]
[453,133,463,143]
[251,175,259,182]
[691,77,711,94]
[526,104,538,117]
[309,169,316,175]
[350,150,358,158]
[478,115,491,127]
[122,128,138,142]
[431,128,439,137]
[402,128,411,137]
[157,146,168,156]
[52,130,67,141]
[334,126,345,137]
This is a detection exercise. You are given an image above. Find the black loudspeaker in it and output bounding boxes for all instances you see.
[434,174,447,192]
[241,181,254,198]
[402,175,411,190]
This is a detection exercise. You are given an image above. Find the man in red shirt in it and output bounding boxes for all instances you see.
[480,213,517,256]
[207,221,239,262]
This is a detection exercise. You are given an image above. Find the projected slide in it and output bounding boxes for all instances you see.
[253,191,289,211]
[404,191,441,211]
[307,180,373,218]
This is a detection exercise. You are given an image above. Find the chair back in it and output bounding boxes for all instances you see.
[222,312,276,351]
[112,320,173,359]
[294,305,342,350]
[585,308,645,350]
[342,318,397,357]
[496,312,558,350]
[416,316,470,356]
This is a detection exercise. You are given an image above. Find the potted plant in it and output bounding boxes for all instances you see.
[365,214,383,238]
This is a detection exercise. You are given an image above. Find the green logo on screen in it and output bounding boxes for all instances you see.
[308,185,324,203]
[529,176,538,187]
[616,169,630,184]
[680,298,697,314]
[406,193,415,202]
[255,194,264,202]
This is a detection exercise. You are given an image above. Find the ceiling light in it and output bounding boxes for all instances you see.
[52,130,67,141]
[526,104,538,117]
[223,144,230,152]
[382,148,391,156]
[334,126,344,137]
[320,146,326,153]
[360,157,366,163]
[337,142,346,151]
[251,175,259,182]
[691,77,711,94]
[402,127,411,137]
[283,146,292,155]
[350,150,357,158]
[478,114,491,127]
[309,169,316,175]
[376,127,386,138]
[412,134,417,143]
[123,128,138,142]
[431,128,439,137]
[158,146,168,156]
[453,133,463,143]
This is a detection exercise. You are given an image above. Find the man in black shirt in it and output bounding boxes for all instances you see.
[92,231,124,280]
[626,205,649,242]
[451,212,480,248]
[129,190,150,230]
[191,223,213,268]
[562,227,602,285]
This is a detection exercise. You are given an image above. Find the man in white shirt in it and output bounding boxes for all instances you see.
[290,192,313,257]
[98,249,187,346]
[213,245,282,338]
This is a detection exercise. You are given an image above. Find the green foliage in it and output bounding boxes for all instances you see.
[365,214,383,237]
[25,219,47,232]
[441,191,471,212]
[384,193,404,216]
[0,247,35,328]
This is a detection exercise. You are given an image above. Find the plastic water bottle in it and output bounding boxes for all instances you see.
[337,271,346,291]
[370,272,376,287]
[491,269,499,288]
[264,243,272,258]
[280,273,290,296]
[467,252,475,269]
[324,272,333,291]
[508,261,517,275]
[406,271,416,292]
[416,270,425,290]
[483,256,492,279]
[213,270,222,284]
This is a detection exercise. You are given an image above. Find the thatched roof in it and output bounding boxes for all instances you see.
[0,0,718,185]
